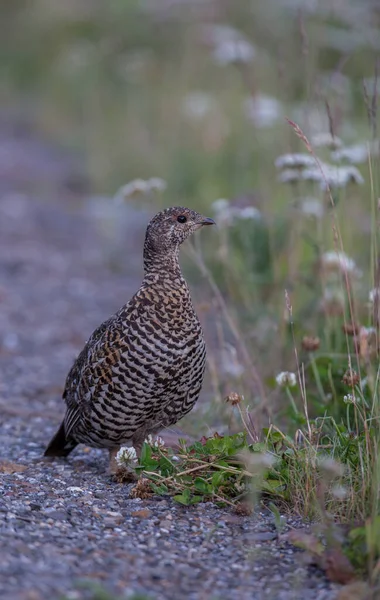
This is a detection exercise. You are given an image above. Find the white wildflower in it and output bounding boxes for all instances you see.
[276,153,364,189]
[321,286,346,315]
[146,177,166,192]
[360,326,376,336]
[234,481,246,492]
[322,287,345,303]
[331,142,379,165]
[275,371,297,388]
[369,288,380,303]
[331,484,347,500]
[299,167,323,183]
[319,164,364,189]
[213,39,255,65]
[318,456,345,477]
[278,169,302,183]
[343,394,355,404]
[116,446,137,466]
[145,435,165,448]
[212,198,230,215]
[211,199,261,225]
[363,76,380,94]
[311,132,343,149]
[244,95,283,129]
[202,24,245,46]
[220,344,245,378]
[321,251,357,274]
[116,179,149,201]
[211,198,233,224]
[182,92,216,120]
[115,177,167,202]
[248,452,277,468]
[275,153,316,170]
[238,206,261,220]
[299,197,324,218]
[318,71,351,97]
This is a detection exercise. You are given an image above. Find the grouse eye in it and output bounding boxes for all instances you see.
[177,215,187,224]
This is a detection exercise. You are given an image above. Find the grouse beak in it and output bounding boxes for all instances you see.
[201,217,215,226]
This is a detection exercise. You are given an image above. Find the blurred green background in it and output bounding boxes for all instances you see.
[2,0,380,427]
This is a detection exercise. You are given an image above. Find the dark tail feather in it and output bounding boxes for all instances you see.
[44,421,78,457]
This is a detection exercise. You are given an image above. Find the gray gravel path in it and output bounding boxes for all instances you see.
[0,139,341,600]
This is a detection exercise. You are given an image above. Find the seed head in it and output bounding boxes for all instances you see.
[342,322,360,336]
[234,501,253,516]
[356,326,378,360]
[301,336,320,352]
[226,392,243,406]
[342,368,360,387]
[130,478,153,500]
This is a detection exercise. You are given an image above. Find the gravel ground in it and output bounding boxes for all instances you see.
[0,134,342,600]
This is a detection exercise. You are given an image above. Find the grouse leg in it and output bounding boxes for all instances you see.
[108,447,121,474]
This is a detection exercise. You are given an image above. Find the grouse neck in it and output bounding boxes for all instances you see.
[143,242,183,279]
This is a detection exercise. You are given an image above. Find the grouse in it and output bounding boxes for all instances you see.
[44,206,215,471]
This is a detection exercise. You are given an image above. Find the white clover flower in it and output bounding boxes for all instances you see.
[116,446,137,466]
[343,394,355,404]
[234,481,246,492]
[244,95,283,129]
[299,197,324,218]
[311,132,343,149]
[321,251,357,274]
[276,371,297,388]
[213,39,255,65]
[275,153,316,170]
[145,434,165,448]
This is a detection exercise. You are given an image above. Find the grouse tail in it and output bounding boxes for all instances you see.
[44,421,78,457]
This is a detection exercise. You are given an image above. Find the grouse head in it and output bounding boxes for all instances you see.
[144,206,214,269]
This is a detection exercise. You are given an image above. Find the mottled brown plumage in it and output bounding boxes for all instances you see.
[44,206,214,471]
